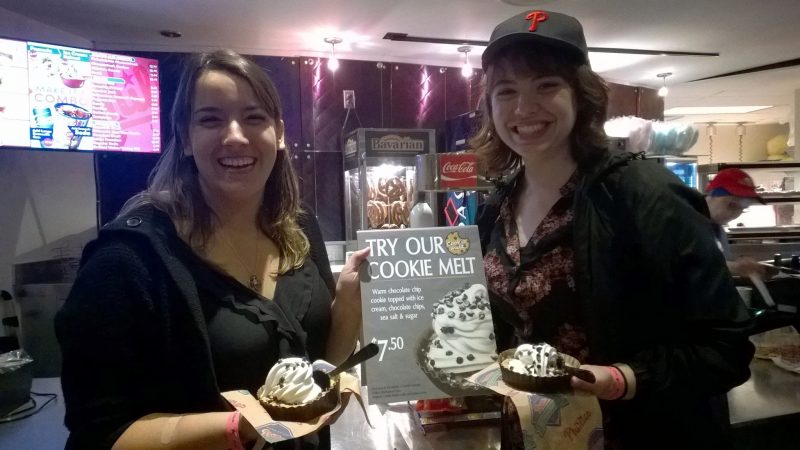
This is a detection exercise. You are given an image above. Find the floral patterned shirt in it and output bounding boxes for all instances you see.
[483,172,589,362]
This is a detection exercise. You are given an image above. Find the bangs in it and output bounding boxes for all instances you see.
[486,42,580,88]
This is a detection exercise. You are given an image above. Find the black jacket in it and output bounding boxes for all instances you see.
[55,205,334,450]
[478,150,754,449]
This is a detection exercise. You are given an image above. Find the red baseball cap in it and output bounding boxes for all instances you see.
[705,168,765,204]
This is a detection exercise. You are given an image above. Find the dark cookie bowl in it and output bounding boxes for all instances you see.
[498,349,577,393]
[257,376,340,422]
[417,331,494,397]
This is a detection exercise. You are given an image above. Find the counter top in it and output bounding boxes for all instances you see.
[728,358,800,425]
[0,377,69,449]
[330,399,499,450]
[3,360,799,449]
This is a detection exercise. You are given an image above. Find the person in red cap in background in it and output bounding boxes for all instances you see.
[472,8,754,450]
[705,168,768,278]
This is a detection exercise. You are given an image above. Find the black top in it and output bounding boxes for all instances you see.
[181,244,274,394]
[56,205,335,450]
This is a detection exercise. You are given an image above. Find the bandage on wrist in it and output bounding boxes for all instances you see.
[226,411,246,450]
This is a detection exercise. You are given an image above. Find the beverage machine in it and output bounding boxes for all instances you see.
[439,111,484,226]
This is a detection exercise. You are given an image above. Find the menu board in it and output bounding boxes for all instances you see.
[357,226,496,404]
[0,37,160,153]
[0,39,30,147]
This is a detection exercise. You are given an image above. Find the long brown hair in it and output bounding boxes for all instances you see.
[469,42,609,174]
[121,49,309,273]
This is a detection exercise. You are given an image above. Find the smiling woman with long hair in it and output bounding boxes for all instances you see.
[473,10,754,450]
[56,50,367,450]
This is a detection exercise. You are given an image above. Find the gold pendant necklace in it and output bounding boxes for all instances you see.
[217,229,262,292]
[248,274,261,291]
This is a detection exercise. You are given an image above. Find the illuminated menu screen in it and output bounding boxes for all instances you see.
[0,38,160,153]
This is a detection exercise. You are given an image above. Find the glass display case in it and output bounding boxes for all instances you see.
[343,128,436,243]
[698,162,800,261]
[653,156,698,189]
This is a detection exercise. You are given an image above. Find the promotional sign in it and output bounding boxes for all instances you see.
[0,39,30,147]
[357,226,497,404]
[27,42,93,150]
[90,51,161,152]
[0,37,160,153]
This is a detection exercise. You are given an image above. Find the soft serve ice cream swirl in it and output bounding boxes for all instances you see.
[260,357,322,405]
[426,284,497,373]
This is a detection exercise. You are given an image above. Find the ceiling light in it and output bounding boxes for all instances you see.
[458,46,472,78]
[657,72,671,97]
[457,45,472,78]
[664,106,772,115]
[323,37,342,72]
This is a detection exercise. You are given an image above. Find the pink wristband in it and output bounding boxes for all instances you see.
[606,366,627,400]
[606,366,625,400]
[226,411,246,450]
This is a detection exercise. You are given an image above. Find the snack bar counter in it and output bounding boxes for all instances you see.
[327,360,800,450]
[1,363,799,449]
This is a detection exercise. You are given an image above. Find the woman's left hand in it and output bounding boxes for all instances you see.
[570,364,624,400]
[335,248,370,310]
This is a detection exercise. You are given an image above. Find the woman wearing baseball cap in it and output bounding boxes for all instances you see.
[705,168,768,278]
[473,10,754,449]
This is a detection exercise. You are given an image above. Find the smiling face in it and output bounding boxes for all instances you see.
[488,60,577,165]
[185,70,283,210]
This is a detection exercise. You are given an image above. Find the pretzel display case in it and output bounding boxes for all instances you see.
[343,128,436,244]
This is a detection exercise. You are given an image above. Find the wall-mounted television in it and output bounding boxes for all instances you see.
[0,37,160,153]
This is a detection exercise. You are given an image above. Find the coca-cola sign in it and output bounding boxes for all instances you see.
[439,153,477,189]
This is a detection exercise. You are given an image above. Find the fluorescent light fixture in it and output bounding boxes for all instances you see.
[588,53,650,72]
[664,106,772,115]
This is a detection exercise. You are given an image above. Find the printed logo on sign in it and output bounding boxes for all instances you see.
[445,231,470,255]
[370,134,424,151]
[439,153,477,189]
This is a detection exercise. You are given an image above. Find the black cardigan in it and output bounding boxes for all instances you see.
[55,205,335,449]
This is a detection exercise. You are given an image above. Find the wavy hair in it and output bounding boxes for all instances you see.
[470,42,609,174]
[120,49,308,274]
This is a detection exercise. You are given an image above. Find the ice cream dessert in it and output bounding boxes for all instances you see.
[418,283,498,395]
[504,343,559,376]
[499,343,573,392]
[256,357,339,422]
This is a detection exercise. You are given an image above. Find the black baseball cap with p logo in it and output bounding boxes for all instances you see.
[481,10,589,69]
